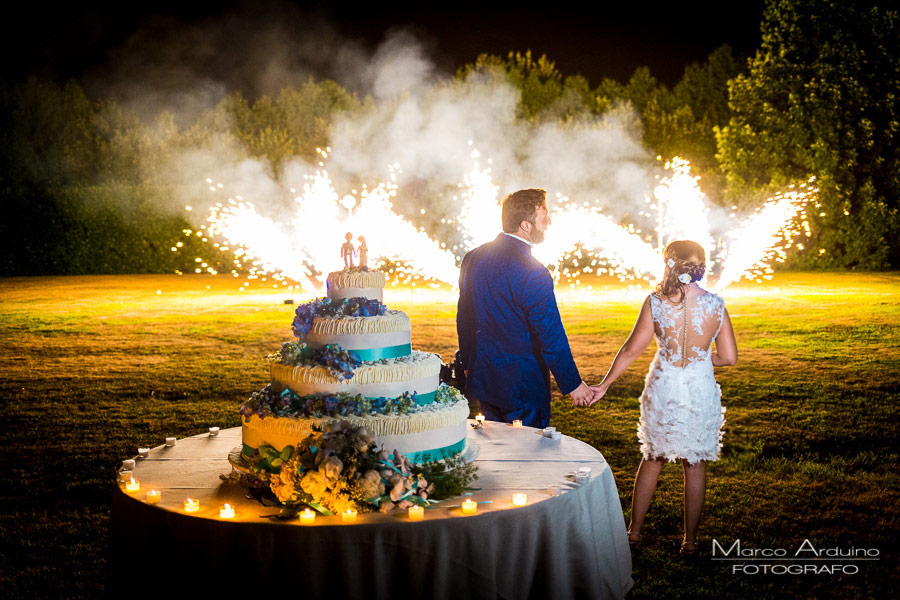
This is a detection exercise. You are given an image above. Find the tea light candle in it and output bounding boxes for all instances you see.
[575,472,590,484]
[408,505,424,521]
[219,503,235,519]
[165,437,176,447]
[146,490,161,504]
[341,509,358,523]
[548,485,560,497]
[512,420,523,428]
[300,508,316,525]
[119,470,133,482]
[184,498,200,513]
[209,427,220,437]
[512,493,527,506]
[475,414,485,426]
[122,459,136,470]
[125,478,140,493]
[461,498,477,515]
[550,431,562,441]
[542,427,556,437]
[138,448,150,458]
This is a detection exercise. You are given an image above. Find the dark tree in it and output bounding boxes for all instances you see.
[717,0,900,269]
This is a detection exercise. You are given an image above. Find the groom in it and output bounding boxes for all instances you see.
[457,188,597,428]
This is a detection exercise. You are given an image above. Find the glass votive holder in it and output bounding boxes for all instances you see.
[165,437,176,447]
[219,503,235,519]
[138,448,150,458]
[512,493,527,506]
[184,498,200,513]
[300,509,316,525]
[122,459,136,470]
[512,420,523,428]
[461,498,477,515]
[146,490,161,504]
[209,427,220,437]
[341,509,358,523]
[408,505,424,521]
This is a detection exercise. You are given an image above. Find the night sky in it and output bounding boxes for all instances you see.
[2,0,765,95]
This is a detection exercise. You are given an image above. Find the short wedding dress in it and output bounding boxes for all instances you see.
[637,290,727,464]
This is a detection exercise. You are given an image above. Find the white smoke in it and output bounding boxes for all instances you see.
[86,3,660,264]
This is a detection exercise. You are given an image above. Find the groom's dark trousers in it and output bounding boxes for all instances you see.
[457,233,581,428]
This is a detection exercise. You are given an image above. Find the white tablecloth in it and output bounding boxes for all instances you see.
[110,422,632,599]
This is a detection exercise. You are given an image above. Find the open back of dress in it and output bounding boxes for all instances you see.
[650,292,725,368]
[637,290,727,464]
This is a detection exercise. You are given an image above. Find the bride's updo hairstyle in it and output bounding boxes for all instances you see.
[656,240,706,301]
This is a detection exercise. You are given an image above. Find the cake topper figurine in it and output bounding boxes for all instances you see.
[341,232,355,268]
[357,236,368,271]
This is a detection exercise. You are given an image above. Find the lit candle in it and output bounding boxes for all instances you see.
[122,459,136,470]
[475,414,485,427]
[461,498,477,515]
[341,509,358,523]
[209,427,220,437]
[184,498,200,513]
[300,508,316,525]
[408,505,424,521]
[165,437,176,447]
[219,503,235,519]
[512,493,527,506]
[512,420,523,428]
[146,490,161,504]
[125,477,140,493]
[138,448,150,458]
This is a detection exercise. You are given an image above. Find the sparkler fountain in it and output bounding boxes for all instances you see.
[176,152,815,294]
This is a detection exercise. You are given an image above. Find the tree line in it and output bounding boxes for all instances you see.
[1,0,897,276]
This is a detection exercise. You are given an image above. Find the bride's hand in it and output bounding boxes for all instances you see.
[588,385,608,407]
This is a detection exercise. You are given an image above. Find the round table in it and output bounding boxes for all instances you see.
[110,422,632,599]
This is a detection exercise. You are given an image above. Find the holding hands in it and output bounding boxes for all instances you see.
[569,381,607,407]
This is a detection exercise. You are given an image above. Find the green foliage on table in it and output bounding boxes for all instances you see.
[242,421,477,517]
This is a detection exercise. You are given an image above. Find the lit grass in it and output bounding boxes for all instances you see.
[1,272,898,598]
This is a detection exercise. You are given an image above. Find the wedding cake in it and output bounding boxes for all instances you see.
[240,268,470,463]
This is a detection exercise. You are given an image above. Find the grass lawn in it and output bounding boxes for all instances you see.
[1,272,898,598]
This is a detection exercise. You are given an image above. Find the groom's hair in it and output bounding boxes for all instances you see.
[501,189,547,233]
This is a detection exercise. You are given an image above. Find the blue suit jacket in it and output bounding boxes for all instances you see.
[457,234,581,426]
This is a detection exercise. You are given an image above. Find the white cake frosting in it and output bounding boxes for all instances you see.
[242,397,470,453]
[270,351,441,399]
[305,310,412,353]
[326,270,386,302]
[242,268,469,463]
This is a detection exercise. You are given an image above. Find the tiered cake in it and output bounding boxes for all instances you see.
[240,269,470,463]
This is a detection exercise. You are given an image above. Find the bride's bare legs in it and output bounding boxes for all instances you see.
[682,459,707,543]
[628,457,666,540]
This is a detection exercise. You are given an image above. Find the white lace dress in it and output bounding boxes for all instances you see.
[637,291,727,464]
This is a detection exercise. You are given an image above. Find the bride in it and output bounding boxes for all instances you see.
[591,240,737,555]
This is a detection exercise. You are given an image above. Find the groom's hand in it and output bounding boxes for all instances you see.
[569,381,593,407]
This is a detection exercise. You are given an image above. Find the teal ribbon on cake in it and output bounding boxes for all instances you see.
[404,438,467,464]
[350,343,412,361]
[359,389,434,405]
[244,438,466,465]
